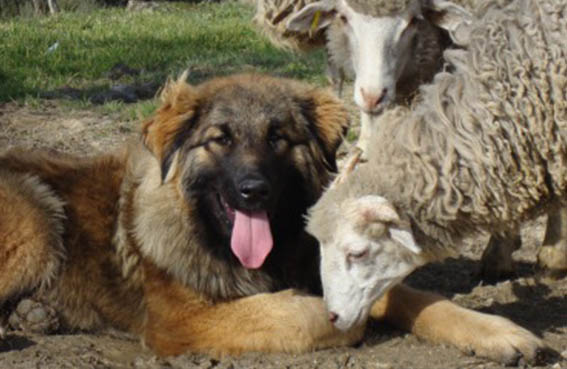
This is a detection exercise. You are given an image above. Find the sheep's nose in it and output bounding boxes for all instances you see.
[328,311,339,323]
[360,87,387,111]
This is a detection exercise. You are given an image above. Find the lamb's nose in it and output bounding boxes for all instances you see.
[328,311,339,323]
[360,87,387,111]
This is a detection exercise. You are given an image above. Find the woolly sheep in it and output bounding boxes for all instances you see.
[257,0,565,277]
[256,0,472,151]
[306,0,567,331]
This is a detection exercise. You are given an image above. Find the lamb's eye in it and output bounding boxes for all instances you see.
[347,249,369,261]
[339,14,348,24]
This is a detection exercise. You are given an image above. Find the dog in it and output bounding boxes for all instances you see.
[0,73,544,363]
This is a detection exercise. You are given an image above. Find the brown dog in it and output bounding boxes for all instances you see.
[0,73,544,363]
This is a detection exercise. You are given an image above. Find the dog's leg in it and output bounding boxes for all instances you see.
[143,268,364,357]
[0,174,65,334]
[370,284,545,365]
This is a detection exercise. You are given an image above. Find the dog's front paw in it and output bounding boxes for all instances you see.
[8,299,59,335]
[458,312,546,366]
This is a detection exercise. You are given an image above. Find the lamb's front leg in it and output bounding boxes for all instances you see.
[371,284,546,365]
[142,269,364,357]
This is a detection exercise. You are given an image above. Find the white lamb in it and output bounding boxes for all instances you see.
[256,0,472,151]
[306,0,567,331]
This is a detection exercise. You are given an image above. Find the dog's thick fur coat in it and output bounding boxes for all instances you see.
[0,74,545,361]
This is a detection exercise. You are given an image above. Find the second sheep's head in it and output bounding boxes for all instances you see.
[286,0,472,115]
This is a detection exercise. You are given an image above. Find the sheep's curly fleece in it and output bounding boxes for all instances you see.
[309,0,567,259]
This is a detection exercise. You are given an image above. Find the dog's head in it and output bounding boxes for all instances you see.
[141,73,349,270]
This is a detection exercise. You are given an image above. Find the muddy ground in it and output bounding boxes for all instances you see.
[0,99,565,369]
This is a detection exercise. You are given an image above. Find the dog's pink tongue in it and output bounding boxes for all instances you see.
[230,210,273,269]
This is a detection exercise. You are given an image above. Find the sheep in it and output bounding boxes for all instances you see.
[256,0,473,151]
[284,0,566,280]
[288,0,479,152]
[306,0,567,332]
[257,0,565,278]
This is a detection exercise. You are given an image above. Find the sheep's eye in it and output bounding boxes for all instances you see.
[407,16,418,27]
[347,249,369,261]
[339,14,348,24]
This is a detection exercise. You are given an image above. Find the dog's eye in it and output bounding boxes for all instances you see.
[268,133,287,150]
[213,135,232,147]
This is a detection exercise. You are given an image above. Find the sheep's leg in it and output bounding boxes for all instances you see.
[325,58,344,98]
[32,0,45,14]
[371,284,546,365]
[537,206,567,277]
[479,231,521,282]
[47,0,59,14]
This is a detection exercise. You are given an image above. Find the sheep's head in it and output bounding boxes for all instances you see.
[307,194,426,331]
[286,0,472,115]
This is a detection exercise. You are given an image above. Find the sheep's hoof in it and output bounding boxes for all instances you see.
[8,299,59,335]
[537,244,567,279]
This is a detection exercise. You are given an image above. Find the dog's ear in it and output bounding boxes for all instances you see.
[142,75,199,181]
[299,88,350,172]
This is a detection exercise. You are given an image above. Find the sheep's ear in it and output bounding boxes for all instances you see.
[426,0,473,34]
[389,227,421,254]
[142,72,198,182]
[350,195,400,224]
[348,196,422,254]
[286,0,337,33]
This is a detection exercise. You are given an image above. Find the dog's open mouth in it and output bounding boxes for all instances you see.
[217,193,273,269]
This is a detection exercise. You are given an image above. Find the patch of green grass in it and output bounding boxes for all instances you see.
[0,2,327,104]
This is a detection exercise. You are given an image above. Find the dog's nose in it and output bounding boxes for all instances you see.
[328,311,339,323]
[239,178,270,202]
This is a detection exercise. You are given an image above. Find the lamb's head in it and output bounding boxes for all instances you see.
[287,0,471,115]
[307,194,426,331]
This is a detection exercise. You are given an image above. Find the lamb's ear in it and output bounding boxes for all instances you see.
[348,196,422,254]
[286,0,337,33]
[349,195,400,225]
[142,73,198,182]
[426,0,473,44]
[389,226,421,254]
[299,87,349,171]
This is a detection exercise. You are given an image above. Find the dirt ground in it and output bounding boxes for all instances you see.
[0,99,565,369]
